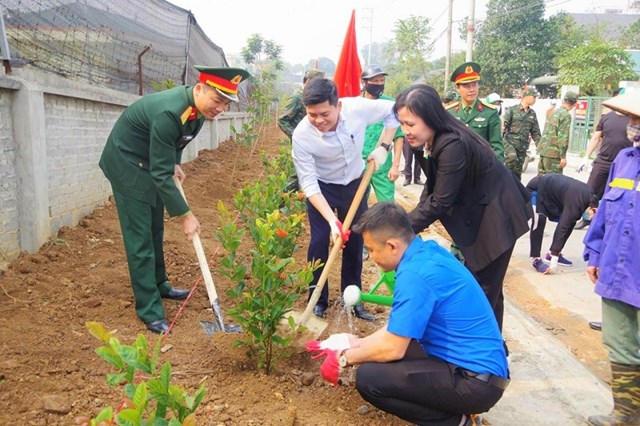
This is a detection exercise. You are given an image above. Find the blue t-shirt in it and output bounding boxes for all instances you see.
[387,238,508,378]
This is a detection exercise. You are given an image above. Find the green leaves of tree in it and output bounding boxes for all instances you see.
[557,38,637,95]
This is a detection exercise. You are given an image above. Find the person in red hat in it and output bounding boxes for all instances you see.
[99,66,249,334]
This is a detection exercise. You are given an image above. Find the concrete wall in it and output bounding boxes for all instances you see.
[0,69,251,261]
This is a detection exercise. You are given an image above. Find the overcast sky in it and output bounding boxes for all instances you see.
[169,0,634,66]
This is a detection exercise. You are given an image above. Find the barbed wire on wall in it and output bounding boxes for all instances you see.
[2,0,228,95]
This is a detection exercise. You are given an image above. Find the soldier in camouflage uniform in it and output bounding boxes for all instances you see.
[503,88,541,180]
[278,70,325,191]
[447,62,504,162]
[536,91,578,175]
[278,69,325,138]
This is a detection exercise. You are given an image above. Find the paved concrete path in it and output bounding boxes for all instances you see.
[393,152,612,425]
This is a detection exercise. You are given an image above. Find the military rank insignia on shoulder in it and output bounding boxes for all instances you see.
[445,101,459,110]
[180,106,193,125]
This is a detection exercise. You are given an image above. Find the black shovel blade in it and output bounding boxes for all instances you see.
[199,320,243,336]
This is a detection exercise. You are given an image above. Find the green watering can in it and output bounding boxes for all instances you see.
[343,270,395,307]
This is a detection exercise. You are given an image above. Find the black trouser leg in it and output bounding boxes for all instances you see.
[469,246,514,331]
[356,341,504,426]
[529,214,547,258]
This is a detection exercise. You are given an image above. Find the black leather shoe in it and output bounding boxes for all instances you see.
[145,319,170,334]
[403,179,411,186]
[414,179,424,185]
[352,304,376,322]
[589,321,602,331]
[313,305,326,318]
[162,288,190,300]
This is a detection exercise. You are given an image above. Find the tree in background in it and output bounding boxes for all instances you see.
[619,18,640,49]
[556,38,637,96]
[474,0,552,96]
[242,34,284,119]
[384,15,433,97]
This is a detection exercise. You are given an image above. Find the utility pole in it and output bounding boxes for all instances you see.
[444,0,453,89]
[466,0,475,61]
[362,8,374,65]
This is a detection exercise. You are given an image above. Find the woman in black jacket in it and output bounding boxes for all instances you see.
[394,84,532,333]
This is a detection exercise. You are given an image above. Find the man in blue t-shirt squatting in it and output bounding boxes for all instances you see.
[312,202,510,426]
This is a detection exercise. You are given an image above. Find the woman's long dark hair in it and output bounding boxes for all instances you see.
[394,84,496,181]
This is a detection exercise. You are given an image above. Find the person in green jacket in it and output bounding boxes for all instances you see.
[446,62,504,162]
[360,65,404,202]
[99,66,250,334]
[537,91,578,175]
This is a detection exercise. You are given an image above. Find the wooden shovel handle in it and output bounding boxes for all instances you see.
[298,163,376,326]
[173,177,219,303]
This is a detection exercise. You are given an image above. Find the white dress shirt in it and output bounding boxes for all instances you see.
[292,97,399,198]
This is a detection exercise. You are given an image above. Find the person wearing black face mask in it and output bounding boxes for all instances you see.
[360,65,405,203]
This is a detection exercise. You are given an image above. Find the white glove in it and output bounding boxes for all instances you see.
[329,219,341,242]
[318,333,351,351]
[549,255,559,271]
[367,146,389,170]
[576,156,590,173]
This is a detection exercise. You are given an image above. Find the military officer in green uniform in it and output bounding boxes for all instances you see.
[447,62,504,162]
[503,87,542,180]
[360,65,404,202]
[99,66,250,334]
[536,91,578,175]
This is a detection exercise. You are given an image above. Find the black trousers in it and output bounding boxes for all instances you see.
[587,159,612,200]
[306,178,369,309]
[468,246,514,332]
[356,341,505,426]
[529,214,547,259]
[403,139,424,182]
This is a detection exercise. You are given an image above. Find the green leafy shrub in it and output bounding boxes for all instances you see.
[80,322,205,426]
[214,151,317,374]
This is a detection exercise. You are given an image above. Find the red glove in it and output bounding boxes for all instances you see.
[329,220,350,249]
[320,351,340,385]
[336,221,351,245]
[305,340,341,385]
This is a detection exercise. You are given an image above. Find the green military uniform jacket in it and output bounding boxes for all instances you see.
[278,92,305,139]
[537,107,572,159]
[503,104,541,151]
[447,99,504,162]
[99,86,204,216]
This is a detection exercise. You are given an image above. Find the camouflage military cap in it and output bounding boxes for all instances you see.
[523,88,539,97]
[303,69,325,83]
[563,91,579,104]
[441,86,459,103]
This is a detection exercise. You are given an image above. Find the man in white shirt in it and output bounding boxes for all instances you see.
[292,78,400,321]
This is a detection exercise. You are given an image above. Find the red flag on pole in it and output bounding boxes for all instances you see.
[333,10,362,98]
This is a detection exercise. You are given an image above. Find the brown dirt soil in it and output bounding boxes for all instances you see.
[0,120,607,425]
